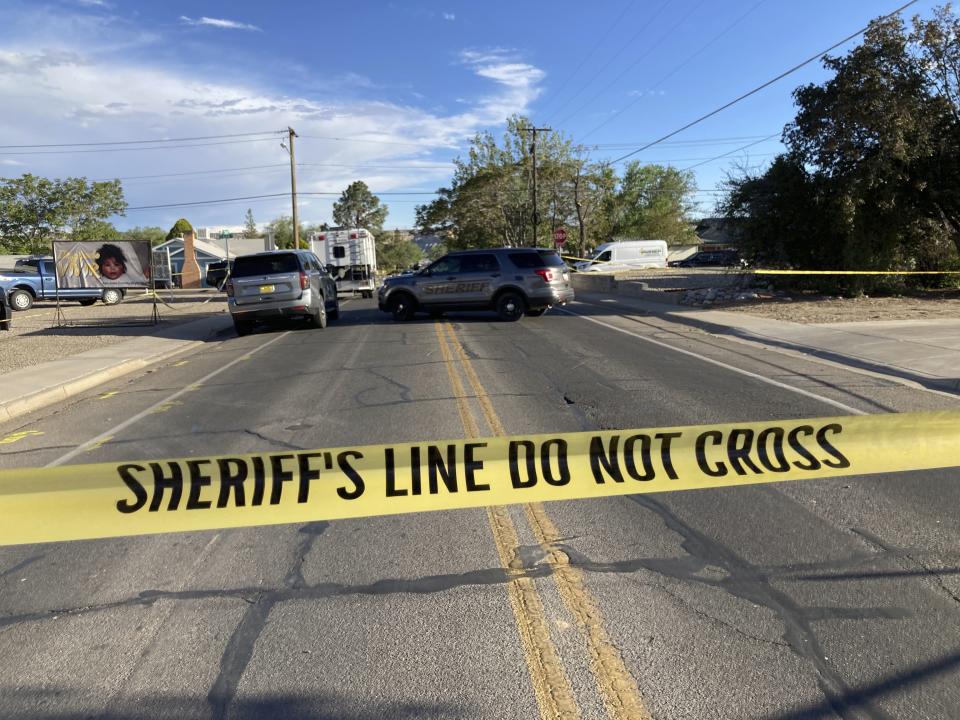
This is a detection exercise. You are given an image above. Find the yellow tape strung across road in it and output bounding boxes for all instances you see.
[1,411,957,546]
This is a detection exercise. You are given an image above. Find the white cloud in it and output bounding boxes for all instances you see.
[74,0,111,7]
[443,12,455,21]
[180,16,262,32]
[0,26,543,228]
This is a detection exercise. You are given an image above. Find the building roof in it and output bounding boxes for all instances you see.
[153,237,234,259]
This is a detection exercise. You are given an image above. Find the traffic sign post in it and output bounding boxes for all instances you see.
[553,228,567,247]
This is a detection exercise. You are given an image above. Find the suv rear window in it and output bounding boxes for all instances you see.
[232,254,300,277]
[508,250,565,269]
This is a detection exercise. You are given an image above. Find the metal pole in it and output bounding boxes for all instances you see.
[521,126,550,247]
[288,127,300,249]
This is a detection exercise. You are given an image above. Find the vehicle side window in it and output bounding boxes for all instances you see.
[508,252,543,269]
[459,254,499,273]
[427,256,461,274]
[597,251,612,262]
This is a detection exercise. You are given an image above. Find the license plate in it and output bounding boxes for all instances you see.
[259,284,275,294]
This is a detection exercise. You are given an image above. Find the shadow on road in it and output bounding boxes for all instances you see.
[0,689,462,720]
[762,648,960,720]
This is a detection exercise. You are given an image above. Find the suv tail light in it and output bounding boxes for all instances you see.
[225,280,234,297]
[299,271,310,290]
[533,268,555,282]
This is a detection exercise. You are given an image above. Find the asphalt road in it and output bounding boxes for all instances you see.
[0,297,958,720]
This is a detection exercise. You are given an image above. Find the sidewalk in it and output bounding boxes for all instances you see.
[576,291,960,395]
[0,313,234,424]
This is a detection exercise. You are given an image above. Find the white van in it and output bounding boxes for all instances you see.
[575,240,668,272]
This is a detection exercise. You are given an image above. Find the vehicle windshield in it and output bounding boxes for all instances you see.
[231,254,299,277]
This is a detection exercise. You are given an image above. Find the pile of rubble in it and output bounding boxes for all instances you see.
[679,284,792,308]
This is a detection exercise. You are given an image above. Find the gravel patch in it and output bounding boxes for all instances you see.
[0,290,229,374]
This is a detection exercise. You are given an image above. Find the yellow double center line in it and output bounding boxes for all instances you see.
[434,321,651,720]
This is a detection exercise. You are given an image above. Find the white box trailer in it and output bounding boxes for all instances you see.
[310,228,378,298]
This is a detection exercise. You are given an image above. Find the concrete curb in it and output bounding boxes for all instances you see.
[0,314,234,424]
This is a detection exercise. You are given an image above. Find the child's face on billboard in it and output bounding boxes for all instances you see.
[101,256,123,279]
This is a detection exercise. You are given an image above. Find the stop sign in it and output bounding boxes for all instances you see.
[553,228,567,245]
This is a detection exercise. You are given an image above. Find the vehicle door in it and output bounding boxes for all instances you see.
[306,253,330,307]
[454,253,502,304]
[415,255,463,305]
[230,253,303,307]
[38,259,80,298]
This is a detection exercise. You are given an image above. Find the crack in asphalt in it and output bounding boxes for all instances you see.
[851,528,960,607]
[241,428,306,452]
[624,495,898,720]
[207,520,329,720]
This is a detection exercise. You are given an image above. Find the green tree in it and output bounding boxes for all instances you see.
[375,230,423,274]
[166,218,194,241]
[332,181,388,231]
[726,7,960,272]
[415,115,579,249]
[122,226,167,246]
[243,208,258,238]
[265,215,314,249]
[609,163,698,244]
[571,156,617,258]
[0,174,127,254]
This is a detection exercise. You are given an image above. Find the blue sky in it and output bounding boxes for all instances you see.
[0,0,945,232]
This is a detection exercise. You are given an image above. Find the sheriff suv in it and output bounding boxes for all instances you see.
[378,247,574,321]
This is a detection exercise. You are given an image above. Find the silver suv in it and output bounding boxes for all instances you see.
[227,250,340,336]
[378,248,574,321]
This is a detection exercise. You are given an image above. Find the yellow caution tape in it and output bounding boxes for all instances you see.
[1,411,957,546]
[753,269,960,275]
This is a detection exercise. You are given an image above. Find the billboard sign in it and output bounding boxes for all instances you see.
[53,241,152,289]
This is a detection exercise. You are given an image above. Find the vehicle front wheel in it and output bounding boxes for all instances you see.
[77,298,97,306]
[328,296,340,321]
[102,288,123,305]
[8,289,33,311]
[496,291,526,321]
[390,293,417,321]
[526,307,547,317]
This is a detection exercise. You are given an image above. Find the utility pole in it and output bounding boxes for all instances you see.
[287,126,300,249]
[520,126,550,247]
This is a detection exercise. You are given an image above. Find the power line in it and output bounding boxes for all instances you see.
[544,0,675,125]
[127,193,289,210]
[298,134,447,148]
[554,0,710,129]
[536,0,636,117]
[578,0,769,140]
[104,160,455,183]
[0,130,284,149]
[125,189,441,211]
[588,134,779,149]
[0,137,282,156]
[608,0,921,165]
[108,164,289,181]
[682,133,781,170]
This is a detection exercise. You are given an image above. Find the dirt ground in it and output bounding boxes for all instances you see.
[724,289,960,324]
[0,290,228,374]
